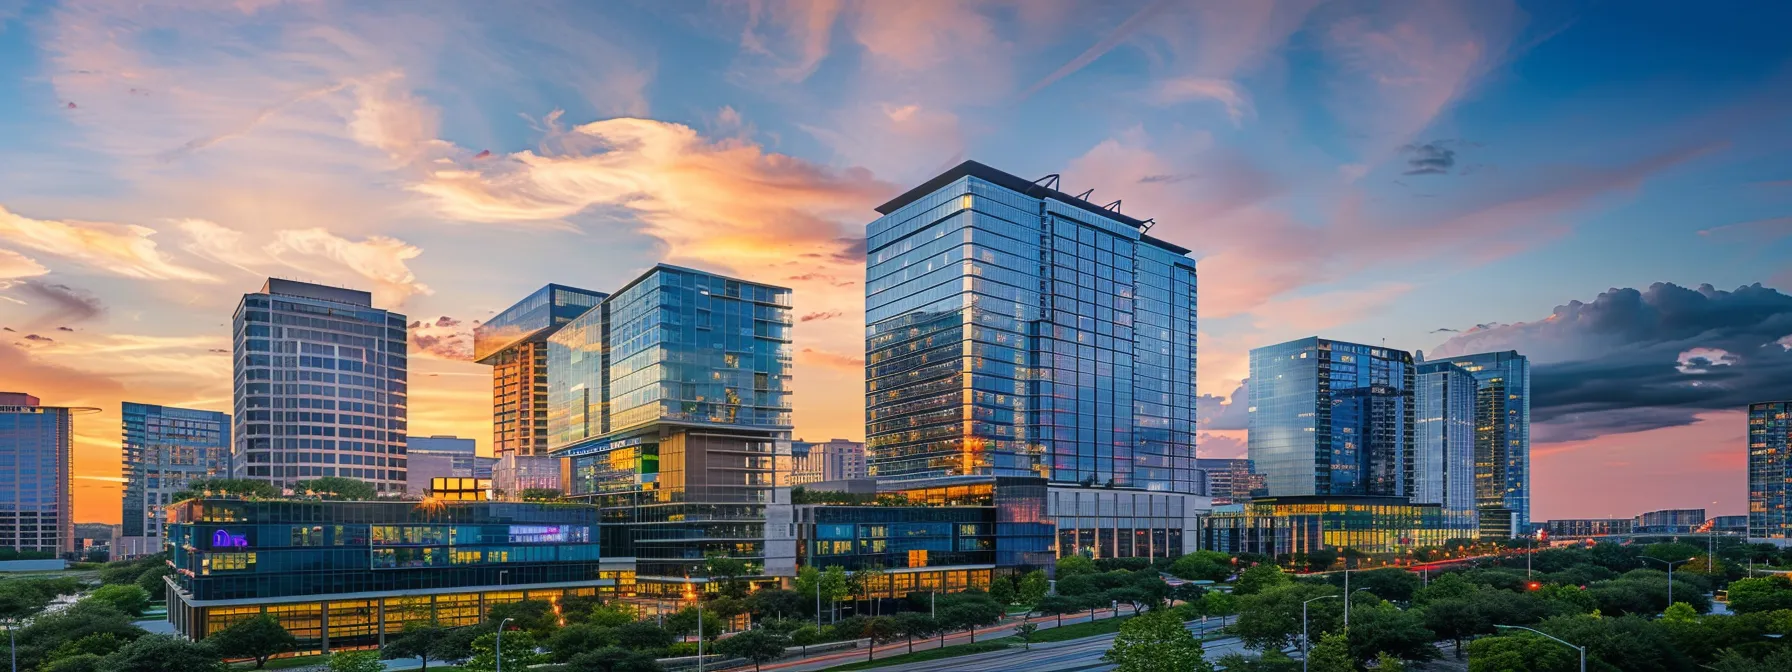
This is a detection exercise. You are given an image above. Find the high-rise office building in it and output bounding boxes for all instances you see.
[474,284,607,496]
[1194,458,1263,503]
[1248,337,1415,498]
[1426,351,1531,537]
[121,402,230,540]
[866,161,1204,560]
[790,438,868,485]
[0,392,92,554]
[1414,362,1478,531]
[547,264,792,589]
[1748,400,1792,547]
[232,279,409,493]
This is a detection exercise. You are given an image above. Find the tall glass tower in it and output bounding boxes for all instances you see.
[0,392,91,554]
[121,402,230,539]
[547,264,793,586]
[1749,400,1792,547]
[232,279,409,494]
[1414,362,1477,531]
[1247,337,1415,498]
[866,161,1198,493]
[1427,351,1531,537]
[474,284,607,495]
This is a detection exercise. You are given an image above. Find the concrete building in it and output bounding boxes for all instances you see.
[790,438,868,485]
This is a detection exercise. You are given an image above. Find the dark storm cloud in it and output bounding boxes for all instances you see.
[10,281,104,325]
[1429,282,1792,441]
[1400,142,1457,175]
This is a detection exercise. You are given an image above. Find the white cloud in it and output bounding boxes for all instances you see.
[264,229,433,306]
[0,205,219,282]
[0,249,49,280]
[1151,77,1254,125]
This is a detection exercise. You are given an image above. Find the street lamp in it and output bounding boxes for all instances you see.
[1494,624,1585,672]
[1638,556,1694,608]
[6,617,17,672]
[1302,595,1340,672]
[495,617,515,672]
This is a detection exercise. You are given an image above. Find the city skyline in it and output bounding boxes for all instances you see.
[3,1,1790,524]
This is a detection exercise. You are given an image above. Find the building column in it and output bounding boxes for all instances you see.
[377,599,387,648]
[320,601,330,653]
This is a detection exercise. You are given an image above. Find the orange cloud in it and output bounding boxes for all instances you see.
[0,205,218,281]
[798,347,863,371]
[0,249,49,280]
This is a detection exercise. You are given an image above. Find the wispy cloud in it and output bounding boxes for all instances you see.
[0,206,219,282]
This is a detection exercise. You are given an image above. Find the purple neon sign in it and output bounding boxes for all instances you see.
[211,529,249,548]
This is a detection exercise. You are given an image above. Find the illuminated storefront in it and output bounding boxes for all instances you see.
[164,498,633,651]
[1201,496,1470,557]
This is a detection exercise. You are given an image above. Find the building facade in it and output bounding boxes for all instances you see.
[1414,362,1478,532]
[865,161,1198,493]
[164,498,631,650]
[1426,351,1531,537]
[121,402,231,541]
[1195,458,1264,503]
[474,284,607,495]
[404,435,480,495]
[1543,518,1634,539]
[1633,508,1706,535]
[547,265,793,590]
[1248,338,1416,499]
[1750,401,1792,546]
[790,438,868,485]
[0,393,87,554]
[1200,496,1460,557]
[232,279,409,494]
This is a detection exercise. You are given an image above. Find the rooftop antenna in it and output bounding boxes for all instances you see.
[1075,188,1095,201]
[1033,174,1061,191]
[1103,199,1122,212]
[1138,218,1156,234]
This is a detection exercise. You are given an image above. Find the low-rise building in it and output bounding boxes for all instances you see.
[1633,508,1707,535]
[164,498,633,651]
[1544,518,1634,539]
[1200,496,1471,557]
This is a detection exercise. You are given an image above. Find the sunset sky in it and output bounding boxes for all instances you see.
[1,0,1789,525]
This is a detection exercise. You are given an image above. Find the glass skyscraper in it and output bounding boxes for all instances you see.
[0,392,90,554]
[547,264,793,587]
[1248,337,1415,498]
[866,161,1198,493]
[1426,350,1531,536]
[473,284,607,495]
[232,279,409,494]
[1414,362,1477,531]
[1749,400,1792,547]
[121,402,230,539]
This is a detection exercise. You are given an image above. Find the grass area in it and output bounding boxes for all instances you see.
[1023,613,1136,643]
[824,641,1013,671]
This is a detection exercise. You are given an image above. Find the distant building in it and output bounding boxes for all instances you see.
[120,402,230,550]
[790,438,867,485]
[548,265,793,591]
[1749,401,1792,547]
[1707,515,1748,535]
[474,284,607,496]
[1201,496,1460,557]
[0,393,93,555]
[1634,508,1706,535]
[404,435,479,495]
[1248,337,1416,499]
[164,498,631,652]
[1194,458,1263,503]
[232,279,409,494]
[1414,362,1479,532]
[1544,518,1634,539]
[1424,351,1531,538]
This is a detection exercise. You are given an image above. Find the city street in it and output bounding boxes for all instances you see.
[746,613,1236,672]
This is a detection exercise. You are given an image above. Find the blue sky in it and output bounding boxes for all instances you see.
[0,0,1788,522]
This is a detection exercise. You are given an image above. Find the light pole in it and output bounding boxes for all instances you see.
[1302,595,1340,672]
[499,569,508,586]
[495,617,515,672]
[1494,624,1585,672]
[1639,556,1694,609]
[7,618,16,672]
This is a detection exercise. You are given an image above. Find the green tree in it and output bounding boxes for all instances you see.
[206,614,297,669]
[892,612,939,654]
[854,566,887,614]
[794,566,821,618]
[860,616,900,662]
[938,601,1001,644]
[1662,602,1698,622]
[133,565,172,597]
[705,554,752,599]
[1413,572,1479,605]
[1304,632,1354,672]
[290,476,377,500]
[326,650,385,672]
[464,630,541,672]
[41,654,106,672]
[548,623,619,662]
[715,628,789,671]
[1235,564,1290,596]
[746,588,806,621]
[169,478,278,501]
[1015,621,1039,650]
[1726,575,1792,614]
[561,647,663,672]
[85,584,151,617]
[1376,652,1407,672]
[989,575,1017,605]
[1037,594,1083,627]
[1345,601,1438,665]
[1305,548,1339,573]
[518,488,563,502]
[1057,554,1098,578]
[487,599,560,637]
[46,632,129,663]
[1706,648,1792,672]
[1421,597,1487,657]
[1202,590,1238,617]
[588,602,640,628]
[1018,570,1050,605]
[381,622,457,671]
[1467,633,1579,672]
[663,606,703,640]
[101,634,226,672]
[12,600,144,670]
[1102,609,1213,672]
[430,624,484,663]
[1331,568,1421,603]
[611,621,676,651]
[1170,551,1234,582]
[819,566,851,621]
[789,625,822,656]
[1233,583,1341,652]
[1213,651,1301,672]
